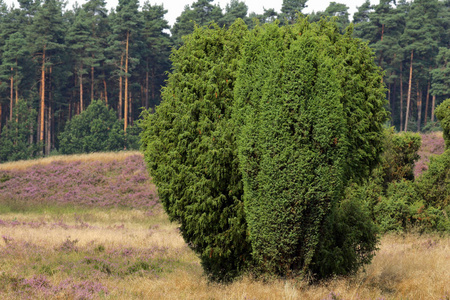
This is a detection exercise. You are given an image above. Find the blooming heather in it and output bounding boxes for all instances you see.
[0,154,159,210]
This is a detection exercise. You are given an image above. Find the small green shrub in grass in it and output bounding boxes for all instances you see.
[58,100,140,154]
[311,193,379,278]
[372,128,421,191]
[374,180,420,232]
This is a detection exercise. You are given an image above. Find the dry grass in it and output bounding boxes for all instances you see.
[1,152,449,299]
[0,150,142,171]
[1,207,449,299]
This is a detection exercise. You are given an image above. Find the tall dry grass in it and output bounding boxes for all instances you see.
[0,150,142,171]
[1,207,448,299]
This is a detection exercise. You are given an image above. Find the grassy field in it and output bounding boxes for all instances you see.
[0,152,449,299]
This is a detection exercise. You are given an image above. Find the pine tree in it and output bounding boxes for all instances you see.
[27,0,65,154]
[81,0,108,103]
[110,0,141,133]
[140,2,172,109]
[66,9,91,113]
[171,0,223,46]
[219,0,248,27]
[401,0,440,131]
[0,99,39,162]
[280,0,308,24]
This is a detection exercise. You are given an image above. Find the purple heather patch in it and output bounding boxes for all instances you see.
[0,154,160,211]
[414,133,445,178]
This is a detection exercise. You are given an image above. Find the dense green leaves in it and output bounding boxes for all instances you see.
[234,19,386,278]
[142,17,387,282]
[0,99,39,162]
[58,100,128,154]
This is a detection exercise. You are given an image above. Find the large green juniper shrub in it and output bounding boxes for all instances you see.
[142,17,387,282]
[140,21,252,282]
[234,18,387,279]
[58,100,137,154]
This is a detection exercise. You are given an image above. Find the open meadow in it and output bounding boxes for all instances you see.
[0,151,449,299]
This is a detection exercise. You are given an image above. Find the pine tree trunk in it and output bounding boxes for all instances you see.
[119,54,123,120]
[129,91,132,126]
[151,68,156,108]
[46,103,51,155]
[417,81,421,132]
[145,68,149,110]
[103,71,108,105]
[405,50,413,132]
[388,82,391,115]
[91,62,94,101]
[431,95,436,122]
[15,60,18,104]
[124,30,129,133]
[10,69,13,121]
[0,103,2,134]
[424,81,430,125]
[80,65,84,112]
[40,47,46,147]
[48,66,53,154]
[392,81,396,127]
[29,106,33,146]
[400,65,404,132]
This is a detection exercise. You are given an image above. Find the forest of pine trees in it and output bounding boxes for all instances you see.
[0,0,449,161]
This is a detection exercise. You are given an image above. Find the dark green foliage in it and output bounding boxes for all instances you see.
[311,192,379,278]
[140,21,252,282]
[435,99,450,149]
[375,180,449,233]
[234,19,387,278]
[374,180,421,232]
[0,100,39,162]
[58,100,127,154]
[417,99,450,208]
[374,128,421,190]
[416,149,450,208]
[171,0,223,46]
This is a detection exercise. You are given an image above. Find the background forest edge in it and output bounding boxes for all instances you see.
[0,0,449,162]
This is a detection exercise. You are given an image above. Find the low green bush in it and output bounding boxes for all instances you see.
[58,100,139,154]
[311,189,379,279]
[372,128,421,191]
[435,99,450,149]
[374,180,420,232]
[416,150,450,208]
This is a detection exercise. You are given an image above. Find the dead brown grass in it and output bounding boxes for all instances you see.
[103,231,450,299]
[0,150,142,171]
[2,207,448,299]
